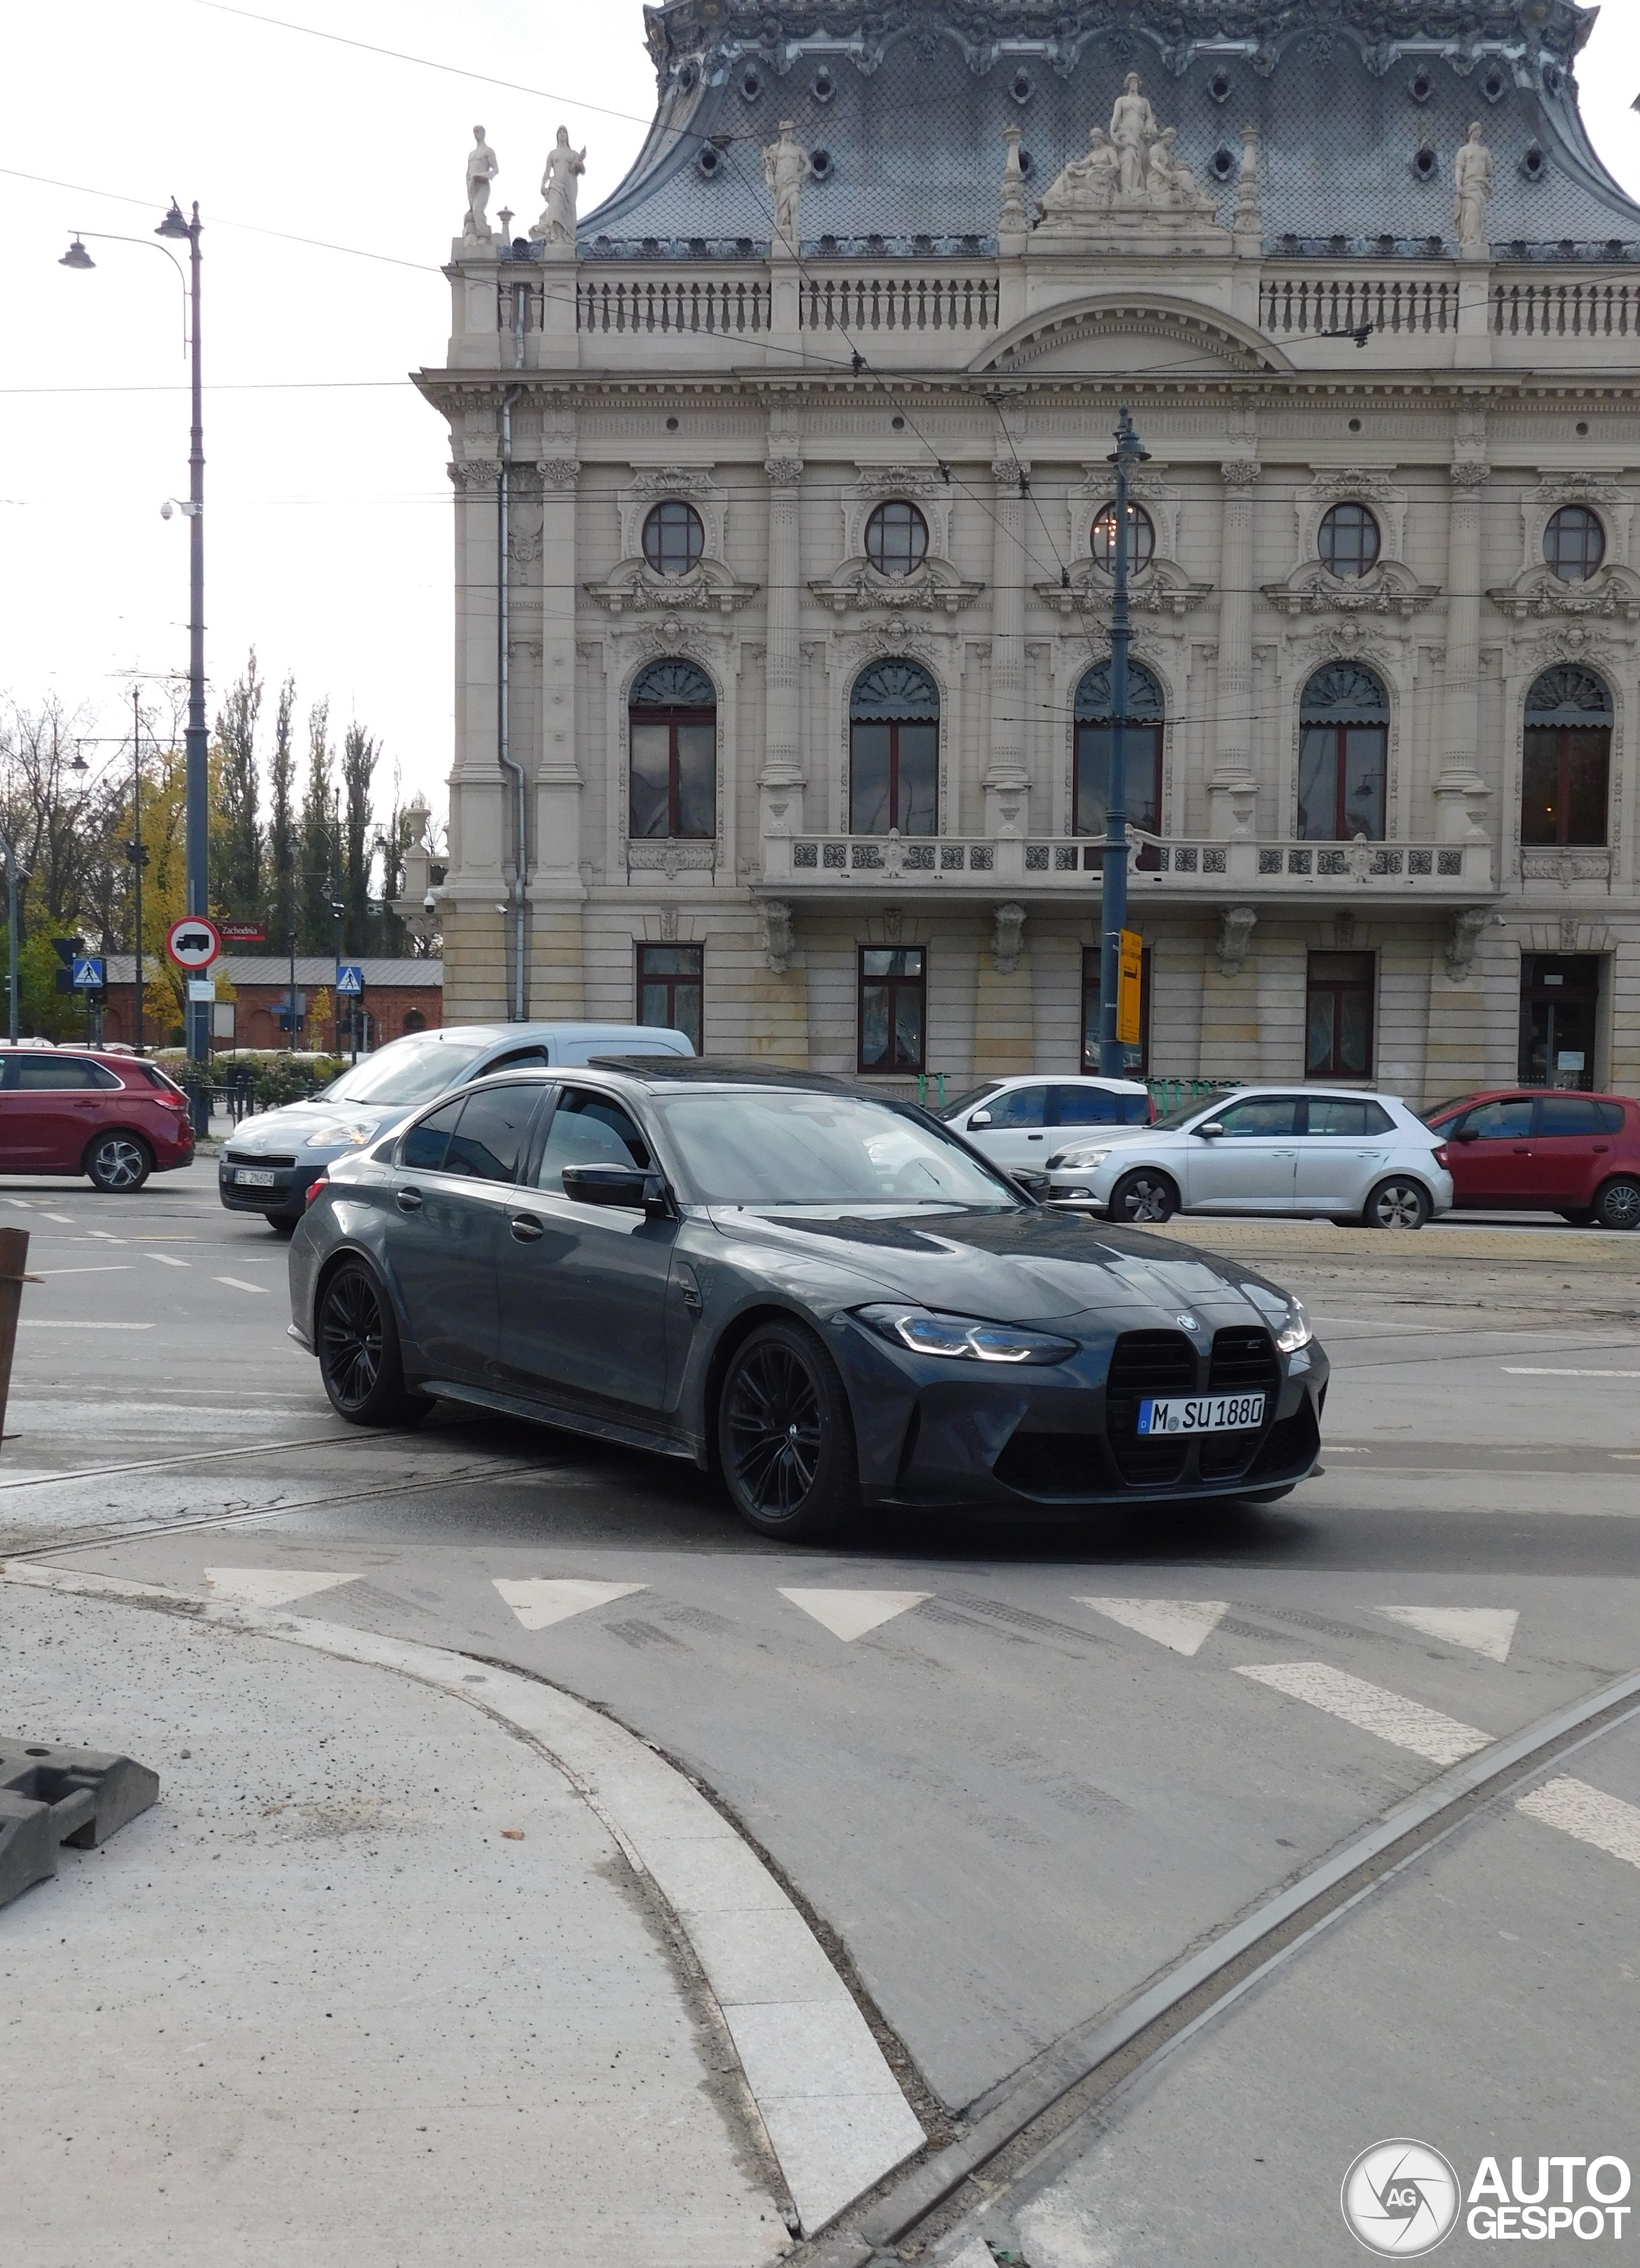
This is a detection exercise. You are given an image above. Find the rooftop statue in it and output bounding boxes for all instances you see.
[534,126,587,247]
[464,126,498,241]
[1035,77,1220,240]
[763,120,811,254]
[1454,122,1493,257]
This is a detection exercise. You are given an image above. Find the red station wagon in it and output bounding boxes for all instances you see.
[0,1049,195,1191]
[1422,1088,1640,1231]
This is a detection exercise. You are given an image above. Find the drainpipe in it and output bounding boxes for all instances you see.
[498,375,528,1022]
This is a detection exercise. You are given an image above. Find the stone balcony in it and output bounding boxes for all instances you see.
[757,830,1496,900]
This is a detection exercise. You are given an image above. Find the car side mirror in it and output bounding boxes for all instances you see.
[1195,1121,1225,1139]
[1453,1126,1479,1143]
[968,1109,992,1129]
[561,1164,673,1218]
[1009,1168,1049,1202]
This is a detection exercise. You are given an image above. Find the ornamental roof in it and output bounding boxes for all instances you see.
[579,0,1640,259]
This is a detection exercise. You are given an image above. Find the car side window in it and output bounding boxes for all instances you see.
[10,1057,119,1091]
[1535,1096,1604,1137]
[400,1097,466,1173]
[534,1089,652,1194]
[1049,1085,1123,1127]
[1595,1101,1627,1134]
[1464,1098,1534,1140]
[979,1086,1047,1129]
[1305,1098,1394,1137]
[1213,1097,1300,1138]
[443,1085,540,1183]
[486,1046,550,1074]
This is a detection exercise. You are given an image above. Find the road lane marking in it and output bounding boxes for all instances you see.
[86,1230,124,1244]
[1504,1367,1640,1377]
[204,1567,363,1608]
[1517,1777,1640,1870]
[1375,1606,1519,1662]
[214,1276,266,1293]
[33,1266,133,1277]
[493,1577,646,1630]
[40,1214,72,1224]
[4,1199,33,1209]
[779,1588,930,1643]
[1077,1597,1229,1657]
[145,1253,190,1267]
[17,1321,153,1330]
[1236,1662,1489,1765]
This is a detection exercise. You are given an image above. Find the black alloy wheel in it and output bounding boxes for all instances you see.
[1595,1177,1640,1233]
[1363,1177,1431,1230]
[85,1132,151,1193]
[1109,1168,1178,1225]
[717,1319,860,1540]
[316,1262,431,1426]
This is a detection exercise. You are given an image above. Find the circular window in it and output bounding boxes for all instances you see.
[812,67,833,102]
[739,67,760,99]
[1091,501,1155,574]
[1318,502,1381,578]
[643,500,705,576]
[1010,70,1032,104]
[1208,70,1232,104]
[809,148,831,179]
[1543,503,1604,582]
[864,499,928,576]
[1413,145,1438,180]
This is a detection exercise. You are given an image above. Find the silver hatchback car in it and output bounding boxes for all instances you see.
[1042,1085,1454,1228]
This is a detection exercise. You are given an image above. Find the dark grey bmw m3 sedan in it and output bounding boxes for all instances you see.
[288,1060,1328,1540]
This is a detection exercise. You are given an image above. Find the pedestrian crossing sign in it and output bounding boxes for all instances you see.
[336,965,365,995]
[70,956,105,991]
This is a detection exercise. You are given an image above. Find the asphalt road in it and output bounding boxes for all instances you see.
[4,1158,1639,2258]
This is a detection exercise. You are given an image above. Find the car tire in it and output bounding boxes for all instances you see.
[1593,1177,1640,1233]
[316,1261,433,1427]
[1108,1168,1179,1226]
[716,1319,860,1542]
[266,1212,301,1238]
[1362,1177,1431,1231]
[84,1132,152,1193]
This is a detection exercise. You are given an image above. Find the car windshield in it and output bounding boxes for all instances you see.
[935,1081,1003,1120]
[655,1090,1023,1211]
[321,1037,490,1108]
[1420,1097,1476,1126]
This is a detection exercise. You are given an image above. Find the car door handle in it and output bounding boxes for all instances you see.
[1026,1133,1044,1142]
[1511,1146,1531,1154]
[1594,1145,1610,1154]
[396,1187,423,1212]
[509,1213,544,1243]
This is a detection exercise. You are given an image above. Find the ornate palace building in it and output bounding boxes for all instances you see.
[418,0,1640,1100]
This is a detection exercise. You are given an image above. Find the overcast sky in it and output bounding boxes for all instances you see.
[4,1,1639,817]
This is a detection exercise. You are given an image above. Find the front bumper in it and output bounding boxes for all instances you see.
[835,1315,1327,1515]
[219,1155,304,1214]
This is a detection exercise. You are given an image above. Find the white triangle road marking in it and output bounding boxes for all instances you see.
[492,1577,646,1630]
[1375,1605,1519,1662]
[1076,1596,1229,1657]
[778,1588,930,1644]
[204,1567,363,1608]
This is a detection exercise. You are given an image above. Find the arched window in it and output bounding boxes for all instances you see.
[1523,666,1612,846]
[629,660,716,841]
[642,501,704,576]
[1298,665,1389,841]
[849,660,939,835]
[1318,502,1381,578]
[864,501,928,577]
[1091,502,1155,575]
[1074,659,1165,836]
[402,1007,427,1034]
[1543,504,1605,583]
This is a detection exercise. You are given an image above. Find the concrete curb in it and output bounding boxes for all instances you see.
[1,1560,926,2237]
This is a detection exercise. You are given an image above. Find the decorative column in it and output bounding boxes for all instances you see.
[1231,126,1262,327]
[760,450,806,844]
[1435,456,1494,843]
[441,457,509,1018]
[530,452,587,1016]
[1208,458,1261,838]
[985,455,1031,837]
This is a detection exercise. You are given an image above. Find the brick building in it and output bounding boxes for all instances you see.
[99,957,443,1054]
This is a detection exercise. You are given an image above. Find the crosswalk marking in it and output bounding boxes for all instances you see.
[1517,1776,1640,1869]
[493,1577,646,1629]
[1504,1367,1640,1378]
[145,1252,190,1268]
[204,1568,363,1607]
[778,1588,930,1643]
[1375,1605,1518,1662]
[1236,1661,1489,1765]
[215,1277,265,1293]
[1077,1597,1229,1657]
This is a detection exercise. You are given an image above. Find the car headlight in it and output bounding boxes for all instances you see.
[856,1305,1078,1365]
[302,1120,377,1149]
[1046,1145,1113,1171]
[1274,1300,1313,1355]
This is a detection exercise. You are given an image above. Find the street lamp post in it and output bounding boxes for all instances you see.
[0,833,20,1045]
[62,202,209,1129]
[1099,406,1150,1079]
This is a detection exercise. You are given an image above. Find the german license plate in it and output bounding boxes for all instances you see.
[234,1168,278,1188]
[1138,1393,1265,1435]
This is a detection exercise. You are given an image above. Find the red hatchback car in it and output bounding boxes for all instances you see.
[0,1049,195,1191]
[1422,1088,1640,1231]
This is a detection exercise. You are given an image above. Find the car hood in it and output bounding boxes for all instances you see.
[226,1100,403,1155]
[704,1205,1292,1328]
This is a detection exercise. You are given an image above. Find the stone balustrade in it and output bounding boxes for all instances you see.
[761,831,1496,893]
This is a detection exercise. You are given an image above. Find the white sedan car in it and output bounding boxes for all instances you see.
[1042,1085,1454,1229]
[937,1073,1152,1177]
